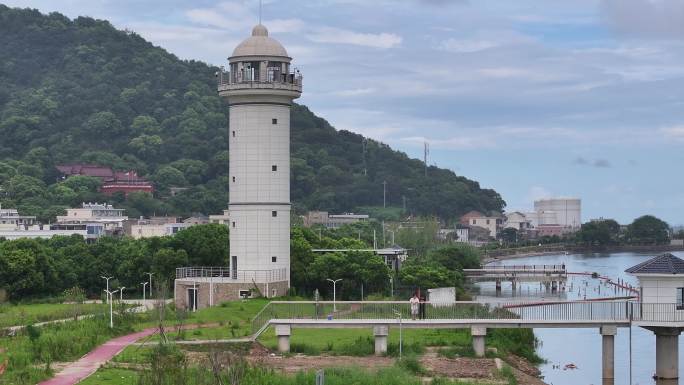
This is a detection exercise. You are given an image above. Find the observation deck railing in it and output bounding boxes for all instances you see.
[176,267,287,283]
[216,70,303,93]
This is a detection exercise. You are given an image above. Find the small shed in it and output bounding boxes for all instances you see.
[626,253,684,307]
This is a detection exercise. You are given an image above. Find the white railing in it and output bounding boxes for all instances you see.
[217,70,303,93]
[176,267,287,283]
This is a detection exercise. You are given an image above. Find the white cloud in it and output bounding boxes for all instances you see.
[528,186,553,202]
[400,135,496,150]
[438,39,498,53]
[308,28,402,48]
[602,0,684,38]
[661,125,684,140]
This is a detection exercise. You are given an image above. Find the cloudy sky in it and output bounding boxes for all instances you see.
[6,0,684,224]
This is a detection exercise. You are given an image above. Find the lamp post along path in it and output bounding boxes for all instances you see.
[145,272,153,298]
[101,276,113,304]
[104,289,118,328]
[141,282,148,305]
[326,278,342,312]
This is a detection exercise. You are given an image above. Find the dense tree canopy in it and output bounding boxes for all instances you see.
[0,5,504,222]
[626,215,670,245]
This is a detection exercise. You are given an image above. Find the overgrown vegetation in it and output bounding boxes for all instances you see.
[0,307,137,384]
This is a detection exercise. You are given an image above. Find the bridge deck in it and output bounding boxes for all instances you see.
[269,318,630,329]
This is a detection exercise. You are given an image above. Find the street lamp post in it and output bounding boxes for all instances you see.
[393,310,403,359]
[326,278,342,312]
[104,289,119,328]
[141,282,148,304]
[101,276,113,304]
[119,287,125,302]
[145,272,153,298]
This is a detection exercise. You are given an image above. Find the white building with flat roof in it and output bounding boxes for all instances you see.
[533,198,581,228]
[0,208,36,229]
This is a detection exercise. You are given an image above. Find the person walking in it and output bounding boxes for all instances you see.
[410,292,420,320]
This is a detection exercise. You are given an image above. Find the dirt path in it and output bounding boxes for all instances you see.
[37,328,156,385]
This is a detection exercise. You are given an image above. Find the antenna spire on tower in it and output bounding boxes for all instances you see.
[259,0,262,24]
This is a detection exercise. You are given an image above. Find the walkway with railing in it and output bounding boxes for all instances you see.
[250,300,684,337]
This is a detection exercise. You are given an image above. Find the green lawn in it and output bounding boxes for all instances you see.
[79,368,139,385]
[0,303,107,328]
[258,327,472,356]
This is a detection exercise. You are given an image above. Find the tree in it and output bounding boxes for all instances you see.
[627,215,670,245]
[172,224,229,266]
[499,227,518,244]
[577,219,621,246]
[399,262,455,289]
[151,248,189,283]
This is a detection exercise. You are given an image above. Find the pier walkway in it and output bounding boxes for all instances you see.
[253,300,684,383]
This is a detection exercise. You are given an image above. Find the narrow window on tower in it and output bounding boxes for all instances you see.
[272,211,277,217]
[272,118,278,125]
[232,131,236,137]
[231,256,237,279]
[272,256,277,263]
[272,165,277,171]
[232,176,236,182]
[232,221,236,228]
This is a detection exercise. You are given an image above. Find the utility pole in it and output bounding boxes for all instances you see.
[119,287,125,301]
[382,181,387,208]
[424,142,429,177]
[326,278,342,312]
[101,276,113,304]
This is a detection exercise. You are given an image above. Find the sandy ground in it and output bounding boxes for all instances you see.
[239,343,548,385]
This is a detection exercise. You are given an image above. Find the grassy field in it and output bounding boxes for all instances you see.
[76,365,489,385]
[0,302,107,328]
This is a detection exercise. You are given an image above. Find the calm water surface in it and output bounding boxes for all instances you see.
[476,251,684,385]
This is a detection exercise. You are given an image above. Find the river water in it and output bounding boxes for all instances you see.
[475,251,684,385]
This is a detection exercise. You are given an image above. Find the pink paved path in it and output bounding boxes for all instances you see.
[38,328,157,385]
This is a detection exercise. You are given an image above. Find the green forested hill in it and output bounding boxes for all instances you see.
[0,5,505,221]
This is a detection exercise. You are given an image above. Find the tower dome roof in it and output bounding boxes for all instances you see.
[231,24,289,58]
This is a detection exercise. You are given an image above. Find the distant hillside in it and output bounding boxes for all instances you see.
[0,5,505,221]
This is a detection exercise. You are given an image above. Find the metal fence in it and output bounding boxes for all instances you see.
[250,300,637,335]
[176,267,287,283]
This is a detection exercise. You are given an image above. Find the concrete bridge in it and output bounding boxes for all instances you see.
[463,264,567,292]
[252,300,684,383]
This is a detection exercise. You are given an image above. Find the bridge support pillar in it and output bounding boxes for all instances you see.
[495,280,502,292]
[600,325,617,381]
[551,281,558,292]
[645,327,683,380]
[275,324,291,353]
[471,327,487,357]
[374,325,389,355]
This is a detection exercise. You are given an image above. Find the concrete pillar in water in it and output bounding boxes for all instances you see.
[471,326,487,357]
[275,324,291,353]
[551,281,558,292]
[495,279,502,292]
[374,325,389,355]
[600,325,617,381]
[648,327,683,380]
[511,280,517,291]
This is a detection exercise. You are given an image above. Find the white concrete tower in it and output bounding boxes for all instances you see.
[218,24,302,294]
